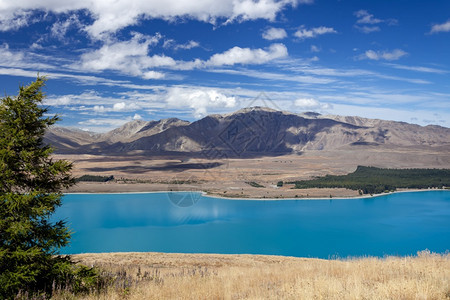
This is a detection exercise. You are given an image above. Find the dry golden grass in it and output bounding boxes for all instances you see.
[54,250,449,299]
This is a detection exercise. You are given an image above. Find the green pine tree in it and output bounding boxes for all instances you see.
[0,77,78,298]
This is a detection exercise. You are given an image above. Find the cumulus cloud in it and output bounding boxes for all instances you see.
[361,49,408,61]
[0,0,310,39]
[430,20,450,34]
[93,101,140,113]
[76,32,172,78]
[294,98,332,110]
[166,87,236,118]
[262,27,287,40]
[206,43,288,66]
[76,39,288,77]
[142,71,166,79]
[294,26,337,39]
[44,95,72,106]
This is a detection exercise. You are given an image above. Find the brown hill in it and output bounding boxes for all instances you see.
[45,107,450,157]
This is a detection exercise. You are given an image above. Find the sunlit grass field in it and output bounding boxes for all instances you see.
[53,250,449,299]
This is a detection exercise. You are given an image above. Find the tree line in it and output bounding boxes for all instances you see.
[76,174,115,182]
[294,166,450,195]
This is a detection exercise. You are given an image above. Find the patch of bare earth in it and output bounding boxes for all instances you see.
[60,146,450,198]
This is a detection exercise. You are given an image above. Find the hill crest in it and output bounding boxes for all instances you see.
[45,107,450,157]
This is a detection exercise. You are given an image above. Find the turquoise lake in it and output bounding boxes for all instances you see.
[55,191,450,258]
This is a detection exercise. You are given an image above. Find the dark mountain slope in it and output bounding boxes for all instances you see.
[45,107,450,157]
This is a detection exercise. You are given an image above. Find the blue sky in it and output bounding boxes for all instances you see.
[0,0,449,132]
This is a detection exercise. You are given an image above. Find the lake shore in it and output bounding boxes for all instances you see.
[66,181,446,200]
[60,150,450,200]
[66,181,360,199]
[55,251,449,300]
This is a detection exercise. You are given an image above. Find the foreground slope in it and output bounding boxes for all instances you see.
[52,251,449,300]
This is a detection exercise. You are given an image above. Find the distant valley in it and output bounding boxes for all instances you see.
[47,107,450,197]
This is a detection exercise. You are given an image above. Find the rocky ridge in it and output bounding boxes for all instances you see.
[45,107,450,157]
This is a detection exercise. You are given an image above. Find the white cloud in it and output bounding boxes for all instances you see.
[76,32,173,78]
[0,10,32,31]
[354,9,398,33]
[50,14,83,40]
[93,102,140,113]
[46,91,116,109]
[176,44,288,70]
[207,43,288,66]
[361,49,408,61]
[166,87,236,118]
[310,45,320,52]
[142,71,166,79]
[262,27,287,40]
[294,98,331,110]
[0,45,69,72]
[0,66,141,88]
[228,0,308,23]
[386,63,448,74]
[44,95,72,106]
[133,113,142,120]
[76,38,288,76]
[354,10,397,33]
[92,105,107,113]
[208,68,336,84]
[175,40,200,50]
[0,0,310,39]
[0,44,25,67]
[430,20,450,34]
[354,10,382,24]
[78,117,135,132]
[113,102,126,111]
[164,39,200,50]
[354,25,380,33]
[294,26,337,39]
[30,42,43,50]
[285,64,431,85]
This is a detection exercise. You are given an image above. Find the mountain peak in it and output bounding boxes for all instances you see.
[226,106,299,118]
[45,107,450,156]
[233,106,280,114]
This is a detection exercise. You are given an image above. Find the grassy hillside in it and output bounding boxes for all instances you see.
[294,166,450,194]
[51,251,449,299]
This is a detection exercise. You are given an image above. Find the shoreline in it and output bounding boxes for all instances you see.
[203,188,447,201]
[65,186,448,201]
[71,248,442,260]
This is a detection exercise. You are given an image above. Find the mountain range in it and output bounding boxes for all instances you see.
[45,107,450,158]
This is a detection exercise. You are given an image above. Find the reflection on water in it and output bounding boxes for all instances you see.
[55,191,450,258]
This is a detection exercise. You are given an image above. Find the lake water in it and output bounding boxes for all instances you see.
[55,191,450,258]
